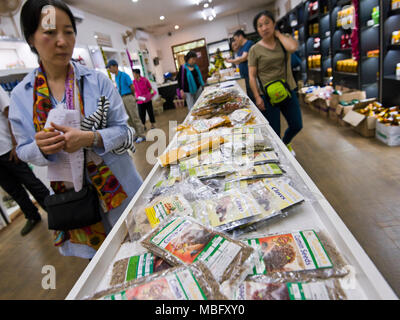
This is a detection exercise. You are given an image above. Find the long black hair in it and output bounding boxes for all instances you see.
[20,0,77,54]
[253,10,275,35]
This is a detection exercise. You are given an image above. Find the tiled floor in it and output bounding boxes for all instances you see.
[0,105,399,299]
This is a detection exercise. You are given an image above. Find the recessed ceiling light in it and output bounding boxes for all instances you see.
[174,25,179,30]
[160,16,165,20]
[204,3,209,8]
[132,0,138,2]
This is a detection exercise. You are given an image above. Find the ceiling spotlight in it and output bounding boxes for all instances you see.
[160,16,165,20]
[131,0,138,2]
[174,25,180,30]
[204,3,209,8]
[208,16,214,21]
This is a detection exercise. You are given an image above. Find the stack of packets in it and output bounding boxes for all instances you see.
[86,87,353,301]
[356,102,399,126]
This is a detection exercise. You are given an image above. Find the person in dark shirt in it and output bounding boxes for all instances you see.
[177,51,204,110]
[226,29,255,102]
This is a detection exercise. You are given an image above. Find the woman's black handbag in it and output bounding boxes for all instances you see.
[44,151,102,231]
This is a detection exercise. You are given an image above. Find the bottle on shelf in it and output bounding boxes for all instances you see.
[396,63,400,78]
[371,6,379,26]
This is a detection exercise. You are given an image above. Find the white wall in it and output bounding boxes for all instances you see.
[154,5,274,75]
[275,0,304,20]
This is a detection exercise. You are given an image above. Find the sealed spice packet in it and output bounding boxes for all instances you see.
[140,216,254,298]
[110,252,172,287]
[242,229,350,282]
[225,163,284,182]
[191,186,279,232]
[126,193,193,241]
[235,277,347,300]
[188,163,236,180]
[88,262,228,300]
[231,179,306,236]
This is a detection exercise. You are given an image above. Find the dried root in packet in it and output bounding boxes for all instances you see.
[225,163,285,182]
[140,216,254,298]
[242,229,350,283]
[110,252,172,287]
[159,135,226,167]
[235,277,347,300]
[88,262,228,300]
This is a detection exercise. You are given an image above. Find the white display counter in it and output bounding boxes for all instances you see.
[66,82,398,300]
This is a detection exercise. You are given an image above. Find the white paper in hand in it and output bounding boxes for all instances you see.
[45,105,85,192]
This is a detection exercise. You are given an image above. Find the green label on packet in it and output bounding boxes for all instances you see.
[125,253,154,282]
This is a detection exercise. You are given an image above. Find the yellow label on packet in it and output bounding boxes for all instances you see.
[145,196,188,228]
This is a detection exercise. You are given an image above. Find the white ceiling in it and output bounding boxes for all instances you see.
[64,0,275,36]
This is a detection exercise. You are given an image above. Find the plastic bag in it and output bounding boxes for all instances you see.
[126,193,193,241]
[230,179,306,236]
[88,262,228,300]
[110,252,172,287]
[191,188,265,232]
[229,108,253,126]
[188,163,236,180]
[225,163,285,182]
[241,229,350,282]
[158,135,226,167]
[178,149,224,172]
[140,216,254,298]
[235,277,347,300]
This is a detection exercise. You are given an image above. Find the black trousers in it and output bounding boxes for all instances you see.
[0,151,49,220]
[137,101,156,125]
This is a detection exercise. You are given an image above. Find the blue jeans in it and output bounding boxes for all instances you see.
[261,90,303,145]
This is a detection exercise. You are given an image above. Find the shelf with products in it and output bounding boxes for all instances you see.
[359,0,380,98]
[382,0,400,105]
[66,82,397,301]
[304,0,331,85]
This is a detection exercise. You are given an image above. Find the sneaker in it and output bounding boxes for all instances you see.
[135,136,146,144]
[20,218,41,236]
[286,143,296,157]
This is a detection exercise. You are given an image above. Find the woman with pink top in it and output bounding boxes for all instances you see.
[132,69,156,130]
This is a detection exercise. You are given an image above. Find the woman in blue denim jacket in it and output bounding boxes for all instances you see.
[8,0,142,259]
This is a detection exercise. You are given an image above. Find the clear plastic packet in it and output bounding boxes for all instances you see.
[126,193,193,241]
[230,179,306,236]
[225,163,285,182]
[159,135,226,167]
[241,229,350,282]
[110,252,172,287]
[140,216,255,298]
[178,149,224,172]
[234,277,347,300]
[87,262,228,300]
[188,163,236,180]
[191,188,270,232]
[228,108,253,126]
[221,132,275,156]
[191,116,230,133]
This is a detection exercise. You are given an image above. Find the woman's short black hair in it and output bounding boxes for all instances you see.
[253,10,275,34]
[184,51,197,63]
[20,0,77,54]
[132,69,141,75]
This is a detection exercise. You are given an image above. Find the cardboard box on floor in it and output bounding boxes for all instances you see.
[342,98,377,137]
[334,90,367,119]
[375,122,400,146]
